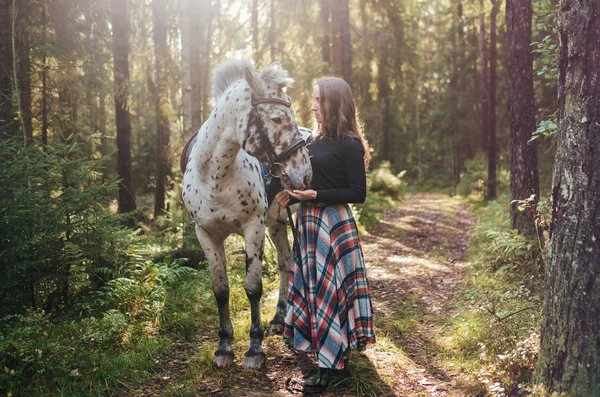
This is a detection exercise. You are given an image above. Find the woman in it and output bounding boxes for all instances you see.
[276,77,376,389]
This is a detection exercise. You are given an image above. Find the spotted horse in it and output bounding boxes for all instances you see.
[181,59,313,369]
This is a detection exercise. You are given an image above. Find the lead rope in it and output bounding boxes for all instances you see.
[286,206,301,264]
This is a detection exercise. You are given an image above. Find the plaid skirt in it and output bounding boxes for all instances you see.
[284,202,376,369]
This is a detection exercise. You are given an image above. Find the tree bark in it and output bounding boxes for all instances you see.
[191,0,203,130]
[40,1,48,145]
[270,0,275,63]
[450,1,463,193]
[486,0,498,200]
[319,0,330,66]
[535,1,600,394]
[201,0,214,124]
[251,0,259,68]
[377,30,391,162]
[339,0,353,89]
[179,0,193,141]
[111,0,136,214]
[330,0,342,76]
[0,0,14,139]
[479,4,489,152]
[153,0,171,216]
[506,0,539,234]
[17,0,32,146]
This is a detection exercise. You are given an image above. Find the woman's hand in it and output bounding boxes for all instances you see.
[275,190,290,207]
[275,189,317,207]
[288,189,317,201]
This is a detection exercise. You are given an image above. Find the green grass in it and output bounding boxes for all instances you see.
[376,293,424,337]
[329,353,387,397]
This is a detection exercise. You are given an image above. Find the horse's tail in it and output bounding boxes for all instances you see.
[212,59,255,101]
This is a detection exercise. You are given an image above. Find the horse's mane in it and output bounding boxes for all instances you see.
[259,62,294,90]
[212,59,294,101]
[212,59,254,101]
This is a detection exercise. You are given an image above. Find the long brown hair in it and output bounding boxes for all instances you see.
[316,77,372,169]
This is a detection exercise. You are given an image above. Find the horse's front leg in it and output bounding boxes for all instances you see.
[266,223,290,334]
[195,225,234,368]
[243,221,266,369]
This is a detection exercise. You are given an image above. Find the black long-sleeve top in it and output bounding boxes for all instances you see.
[308,135,367,204]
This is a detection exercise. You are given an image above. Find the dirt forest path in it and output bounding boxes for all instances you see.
[133,193,477,397]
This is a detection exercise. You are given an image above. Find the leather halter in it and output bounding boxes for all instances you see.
[244,92,307,179]
[179,92,307,176]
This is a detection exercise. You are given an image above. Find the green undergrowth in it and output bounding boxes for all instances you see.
[0,230,280,396]
[440,194,544,396]
[355,162,406,232]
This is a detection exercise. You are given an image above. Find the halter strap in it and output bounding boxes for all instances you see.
[246,92,306,169]
[251,93,292,108]
[180,92,306,178]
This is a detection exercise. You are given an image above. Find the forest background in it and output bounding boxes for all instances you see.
[3,0,593,395]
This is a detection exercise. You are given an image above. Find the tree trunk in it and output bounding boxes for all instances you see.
[455,1,469,178]
[319,0,330,66]
[450,1,460,193]
[377,30,391,162]
[153,0,171,216]
[339,0,352,89]
[41,1,48,145]
[54,0,77,141]
[535,1,600,394]
[99,89,109,182]
[479,4,489,152]
[191,0,203,130]
[179,0,193,141]
[486,0,498,200]
[201,0,214,124]
[251,0,259,68]
[111,0,136,214]
[506,0,539,234]
[357,0,371,104]
[0,0,14,139]
[17,0,32,146]
[270,0,275,63]
[330,0,342,76]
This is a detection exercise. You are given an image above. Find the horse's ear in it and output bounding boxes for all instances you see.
[244,66,266,96]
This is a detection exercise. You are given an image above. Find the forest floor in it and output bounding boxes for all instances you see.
[129,193,482,397]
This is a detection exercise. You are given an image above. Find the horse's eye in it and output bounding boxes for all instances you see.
[271,117,282,125]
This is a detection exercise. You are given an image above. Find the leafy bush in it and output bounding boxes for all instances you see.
[456,153,488,198]
[353,162,406,232]
[0,138,138,316]
[368,161,407,199]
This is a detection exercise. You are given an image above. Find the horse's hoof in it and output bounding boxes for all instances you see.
[266,322,284,335]
[243,352,265,369]
[213,351,234,369]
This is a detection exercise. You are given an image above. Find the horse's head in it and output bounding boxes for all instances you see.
[242,62,312,191]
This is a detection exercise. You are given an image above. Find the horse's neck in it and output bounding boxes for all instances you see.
[193,87,252,181]
[194,121,242,181]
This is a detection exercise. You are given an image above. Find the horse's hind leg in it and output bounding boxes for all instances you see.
[266,223,290,334]
[242,222,266,369]
[195,225,234,368]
